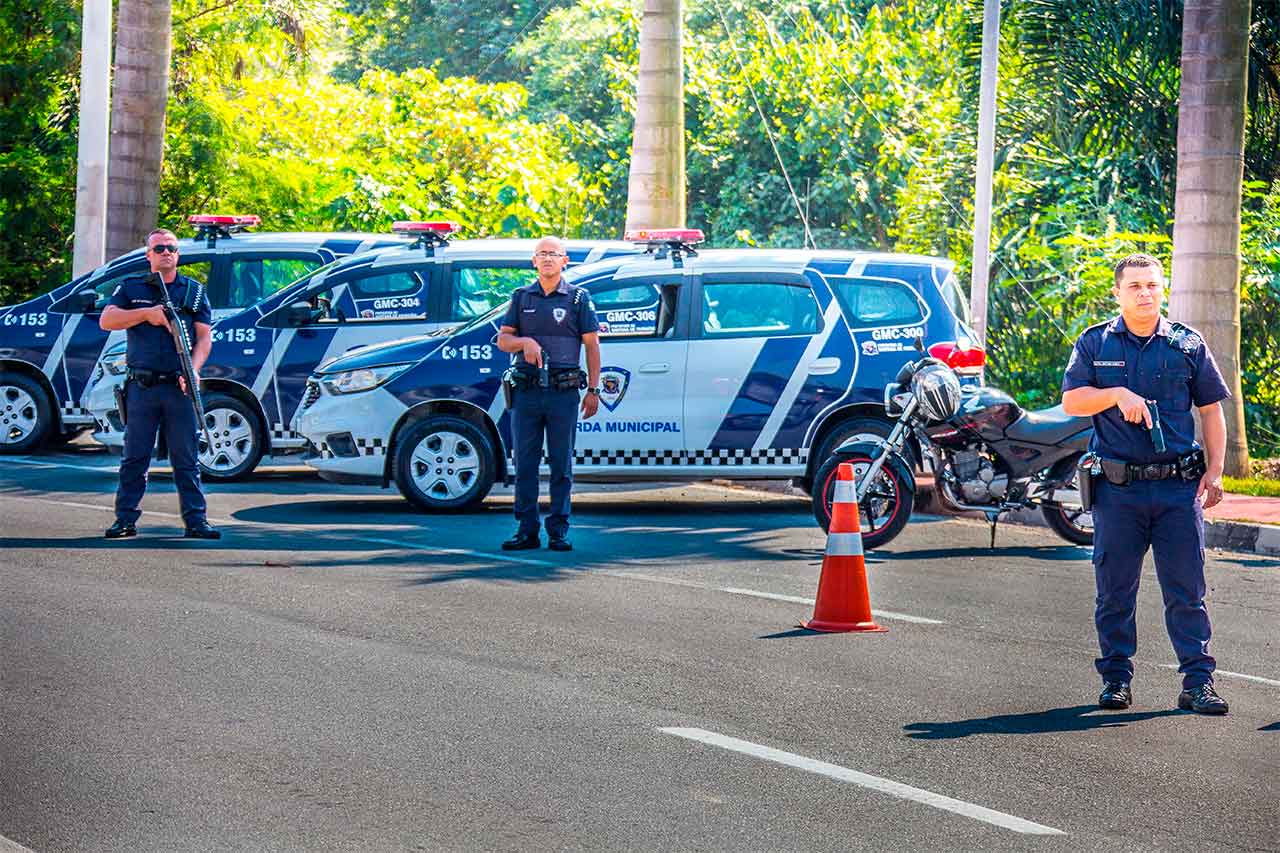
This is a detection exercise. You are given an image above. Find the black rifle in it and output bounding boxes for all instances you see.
[149,272,215,452]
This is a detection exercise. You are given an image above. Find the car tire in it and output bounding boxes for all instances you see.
[0,371,55,454]
[199,392,265,481]
[393,416,496,511]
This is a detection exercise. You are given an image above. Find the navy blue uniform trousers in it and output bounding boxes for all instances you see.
[1091,477,1214,688]
[115,380,207,525]
[511,386,578,538]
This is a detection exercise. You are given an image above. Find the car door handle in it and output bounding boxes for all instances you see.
[808,357,841,376]
[639,363,671,374]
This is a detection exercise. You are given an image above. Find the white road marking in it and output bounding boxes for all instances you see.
[659,727,1065,836]
[0,832,38,853]
[1158,664,1280,688]
[606,570,945,625]
[3,457,118,474]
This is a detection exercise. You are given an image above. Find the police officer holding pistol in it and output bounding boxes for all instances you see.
[1062,253,1229,714]
[99,228,221,540]
[496,236,601,551]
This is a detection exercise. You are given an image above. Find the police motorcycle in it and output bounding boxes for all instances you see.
[812,340,1095,548]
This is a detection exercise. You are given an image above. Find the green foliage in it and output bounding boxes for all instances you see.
[1223,475,1280,497]
[160,67,598,238]
[335,0,576,84]
[0,0,80,304]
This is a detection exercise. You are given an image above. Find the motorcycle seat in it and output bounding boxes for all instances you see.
[1004,404,1092,446]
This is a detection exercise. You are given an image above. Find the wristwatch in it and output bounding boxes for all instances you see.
[586,387,601,396]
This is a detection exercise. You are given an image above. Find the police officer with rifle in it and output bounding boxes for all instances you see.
[497,236,601,552]
[1063,254,1229,714]
[100,228,221,540]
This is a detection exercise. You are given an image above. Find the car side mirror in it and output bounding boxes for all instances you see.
[49,287,101,314]
[284,300,318,327]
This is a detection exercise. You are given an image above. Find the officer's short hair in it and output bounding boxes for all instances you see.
[147,228,177,246]
[1113,253,1164,285]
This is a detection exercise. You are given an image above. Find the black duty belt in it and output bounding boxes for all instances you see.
[1099,449,1206,485]
[128,368,180,387]
[508,368,584,392]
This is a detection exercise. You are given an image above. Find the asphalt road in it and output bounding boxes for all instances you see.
[1,445,1277,852]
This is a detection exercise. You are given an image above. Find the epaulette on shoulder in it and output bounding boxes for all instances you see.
[1167,322,1203,354]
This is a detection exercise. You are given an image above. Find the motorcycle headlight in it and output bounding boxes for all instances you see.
[319,363,410,395]
[911,364,963,422]
[103,342,128,376]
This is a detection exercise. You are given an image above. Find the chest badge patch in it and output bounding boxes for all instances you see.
[598,366,630,412]
[553,307,567,324]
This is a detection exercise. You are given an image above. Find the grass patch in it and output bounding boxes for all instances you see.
[1223,476,1280,497]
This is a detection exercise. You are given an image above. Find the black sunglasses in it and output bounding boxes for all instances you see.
[150,244,179,254]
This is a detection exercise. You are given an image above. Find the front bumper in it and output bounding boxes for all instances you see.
[295,381,407,480]
[86,371,127,448]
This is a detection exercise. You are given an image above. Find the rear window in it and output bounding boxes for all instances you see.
[827,276,925,328]
[938,272,971,324]
[702,282,821,337]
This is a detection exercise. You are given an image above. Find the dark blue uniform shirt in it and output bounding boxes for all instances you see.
[501,279,599,373]
[1063,315,1229,464]
[108,273,211,373]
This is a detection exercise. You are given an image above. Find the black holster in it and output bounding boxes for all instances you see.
[1077,452,1101,512]
[113,379,129,427]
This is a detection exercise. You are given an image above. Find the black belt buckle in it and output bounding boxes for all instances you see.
[1139,464,1163,481]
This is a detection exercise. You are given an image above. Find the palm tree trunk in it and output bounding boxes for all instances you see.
[1170,0,1251,476]
[106,0,173,260]
[624,0,685,232]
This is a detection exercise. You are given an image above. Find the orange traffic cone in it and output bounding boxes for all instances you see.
[802,462,887,633]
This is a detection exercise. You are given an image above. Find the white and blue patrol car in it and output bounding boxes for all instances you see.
[0,214,406,453]
[294,230,983,510]
[86,225,638,479]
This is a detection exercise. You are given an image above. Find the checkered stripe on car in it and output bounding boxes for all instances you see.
[270,423,306,441]
[685,447,809,465]
[507,448,809,466]
[61,405,92,417]
[357,437,386,456]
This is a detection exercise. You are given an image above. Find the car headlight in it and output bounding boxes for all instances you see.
[103,343,128,376]
[319,364,410,395]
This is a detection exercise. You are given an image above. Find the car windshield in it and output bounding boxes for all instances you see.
[449,301,509,336]
[282,259,342,298]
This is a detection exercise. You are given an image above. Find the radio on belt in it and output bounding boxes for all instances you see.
[392,221,461,256]
[188,213,261,247]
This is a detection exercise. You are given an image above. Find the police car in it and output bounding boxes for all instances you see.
[0,214,407,453]
[294,229,982,510]
[85,224,638,479]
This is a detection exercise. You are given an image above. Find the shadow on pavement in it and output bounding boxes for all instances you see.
[1260,722,1280,731]
[903,704,1184,739]
[757,627,824,639]
[880,544,1089,562]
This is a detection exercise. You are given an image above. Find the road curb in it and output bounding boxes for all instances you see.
[999,505,1280,558]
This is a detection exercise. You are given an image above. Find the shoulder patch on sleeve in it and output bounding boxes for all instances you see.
[1167,322,1202,355]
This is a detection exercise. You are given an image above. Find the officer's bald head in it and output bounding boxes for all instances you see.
[532,236,569,283]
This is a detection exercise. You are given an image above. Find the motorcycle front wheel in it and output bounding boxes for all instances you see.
[812,447,915,549]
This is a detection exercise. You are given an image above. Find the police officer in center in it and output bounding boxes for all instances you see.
[100,228,221,540]
[496,236,601,551]
[1062,253,1229,714]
